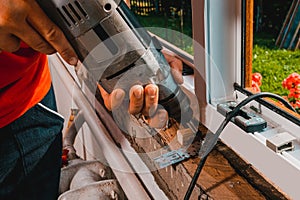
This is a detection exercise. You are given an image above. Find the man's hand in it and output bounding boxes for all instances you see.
[98,51,183,129]
[0,0,77,65]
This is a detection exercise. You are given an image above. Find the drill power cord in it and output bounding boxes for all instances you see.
[184,92,296,200]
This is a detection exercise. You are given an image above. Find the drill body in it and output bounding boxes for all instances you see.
[36,0,192,124]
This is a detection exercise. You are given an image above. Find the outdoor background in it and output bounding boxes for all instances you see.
[129,0,299,111]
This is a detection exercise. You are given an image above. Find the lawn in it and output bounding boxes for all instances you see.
[135,15,194,55]
[252,34,300,97]
[136,14,300,99]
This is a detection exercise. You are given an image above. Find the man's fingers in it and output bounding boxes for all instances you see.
[128,85,144,115]
[162,50,183,84]
[142,84,159,117]
[111,89,126,110]
[165,54,183,71]
[171,67,184,84]
[97,83,125,111]
[27,2,78,65]
[0,33,20,52]
[97,83,111,110]
[147,109,169,129]
[13,23,55,55]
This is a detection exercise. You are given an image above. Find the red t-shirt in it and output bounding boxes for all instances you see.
[0,42,52,128]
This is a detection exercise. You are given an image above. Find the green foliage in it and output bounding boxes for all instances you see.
[135,15,193,55]
[252,37,300,97]
[135,11,299,99]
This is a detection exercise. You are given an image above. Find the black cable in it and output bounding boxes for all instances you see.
[234,83,300,126]
[184,117,229,199]
[184,92,296,199]
[231,92,296,113]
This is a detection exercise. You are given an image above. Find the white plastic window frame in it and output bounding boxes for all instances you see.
[191,0,300,199]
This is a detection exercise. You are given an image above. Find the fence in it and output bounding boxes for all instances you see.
[275,0,299,50]
[129,0,158,15]
[129,0,191,19]
[128,0,193,53]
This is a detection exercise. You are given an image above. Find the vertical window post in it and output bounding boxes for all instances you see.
[244,0,254,88]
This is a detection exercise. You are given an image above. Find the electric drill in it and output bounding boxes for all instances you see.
[36,0,193,125]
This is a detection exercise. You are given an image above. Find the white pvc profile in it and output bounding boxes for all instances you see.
[48,54,151,200]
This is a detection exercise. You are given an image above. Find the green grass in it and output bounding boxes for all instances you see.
[135,15,194,55]
[252,35,300,97]
[135,15,300,98]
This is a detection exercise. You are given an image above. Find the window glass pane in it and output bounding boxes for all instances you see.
[250,0,300,114]
[129,0,193,55]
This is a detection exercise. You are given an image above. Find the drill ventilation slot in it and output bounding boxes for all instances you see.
[57,1,89,28]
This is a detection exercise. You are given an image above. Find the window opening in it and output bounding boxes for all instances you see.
[128,0,193,55]
[243,0,300,117]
